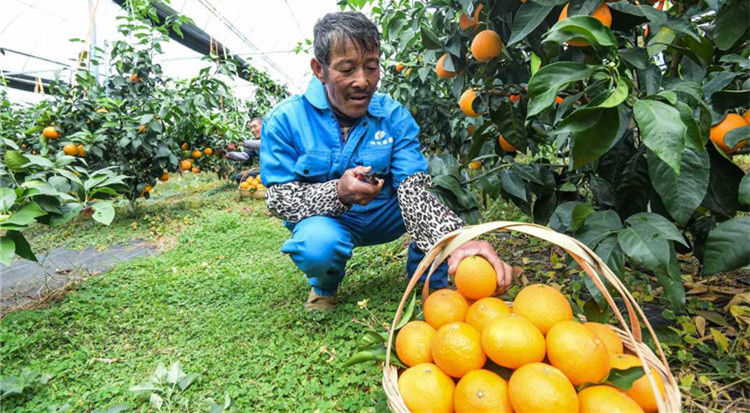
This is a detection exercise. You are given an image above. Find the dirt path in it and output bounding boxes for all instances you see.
[0,240,157,316]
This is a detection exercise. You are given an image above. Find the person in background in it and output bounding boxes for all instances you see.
[227,117,263,182]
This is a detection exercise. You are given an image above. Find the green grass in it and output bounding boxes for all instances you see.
[3,175,410,411]
[3,175,747,411]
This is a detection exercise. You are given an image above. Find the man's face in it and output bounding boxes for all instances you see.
[249,121,262,138]
[312,38,380,118]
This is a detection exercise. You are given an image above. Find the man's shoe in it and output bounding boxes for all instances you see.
[304,288,337,311]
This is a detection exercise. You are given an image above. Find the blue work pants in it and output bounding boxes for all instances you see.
[281,196,448,295]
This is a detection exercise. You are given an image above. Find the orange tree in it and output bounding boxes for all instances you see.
[1,90,129,266]
[344,0,750,310]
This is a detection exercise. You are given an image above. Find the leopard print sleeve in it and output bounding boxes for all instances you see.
[266,180,350,223]
[397,172,464,251]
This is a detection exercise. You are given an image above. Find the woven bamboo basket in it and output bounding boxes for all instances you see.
[383,222,681,412]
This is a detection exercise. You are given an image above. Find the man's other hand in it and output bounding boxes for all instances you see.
[337,166,384,205]
[448,240,514,294]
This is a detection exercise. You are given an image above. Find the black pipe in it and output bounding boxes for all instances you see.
[1,73,55,94]
[111,0,285,94]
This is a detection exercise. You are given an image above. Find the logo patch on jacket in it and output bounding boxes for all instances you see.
[370,130,393,146]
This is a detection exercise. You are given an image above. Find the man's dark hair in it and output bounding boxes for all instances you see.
[313,12,380,66]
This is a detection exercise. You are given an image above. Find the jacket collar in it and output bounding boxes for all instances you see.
[303,77,385,118]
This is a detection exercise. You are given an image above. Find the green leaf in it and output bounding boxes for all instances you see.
[5,230,35,262]
[550,202,594,233]
[91,201,115,226]
[4,202,46,226]
[647,148,710,226]
[0,236,14,267]
[501,170,528,202]
[420,26,442,50]
[395,292,417,331]
[4,150,29,172]
[0,188,17,212]
[530,52,542,76]
[618,47,649,70]
[713,0,750,50]
[357,331,386,351]
[723,125,750,149]
[527,62,598,118]
[605,366,645,390]
[701,145,744,217]
[633,99,686,175]
[739,172,750,206]
[594,234,626,277]
[576,210,623,248]
[508,2,554,46]
[647,27,676,57]
[709,328,730,352]
[559,107,620,169]
[596,78,629,109]
[625,212,688,246]
[702,217,750,275]
[545,15,617,48]
[617,224,672,275]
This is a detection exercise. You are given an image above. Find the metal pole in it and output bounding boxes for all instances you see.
[89,0,99,83]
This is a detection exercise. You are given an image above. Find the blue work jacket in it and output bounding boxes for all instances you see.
[260,77,429,213]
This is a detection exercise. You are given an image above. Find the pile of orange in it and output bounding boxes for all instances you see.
[239,174,265,191]
[396,255,666,413]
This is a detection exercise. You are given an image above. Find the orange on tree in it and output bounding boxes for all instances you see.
[709,113,748,153]
[396,321,436,367]
[191,167,200,174]
[459,89,481,117]
[159,172,169,182]
[436,54,457,79]
[63,143,78,156]
[458,4,483,30]
[192,149,202,159]
[204,147,213,156]
[180,159,193,171]
[455,256,497,299]
[424,288,469,329]
[555,95,565,104]
[76,144,86,157]
[454,369,512,413]
[431,322,486,378]
[578,385,645,413]
[138,124,147,133]
[181,142,189,151]
[395,63,405,73]
[584,322,624,356]
[404,67,413,77]
[398,363,455,413]
[465,297,511,332]
[481,313,546,369]
[743,109,750,124]
[546,321,611,386]
[130,73,141,82]
[471,29,502,63]
[42,126,59,139]
[509,93,520,102]
[95,107,108,113]
[144,185,152,193]
[468,160,482,170]
[508,362,579,413]
[498,134,517,153]
[610,354,666,413]
[558,3,612,46]
[512,283,573,334]
[467,125,475,135]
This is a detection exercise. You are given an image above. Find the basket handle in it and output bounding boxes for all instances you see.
[384,222,674,413]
